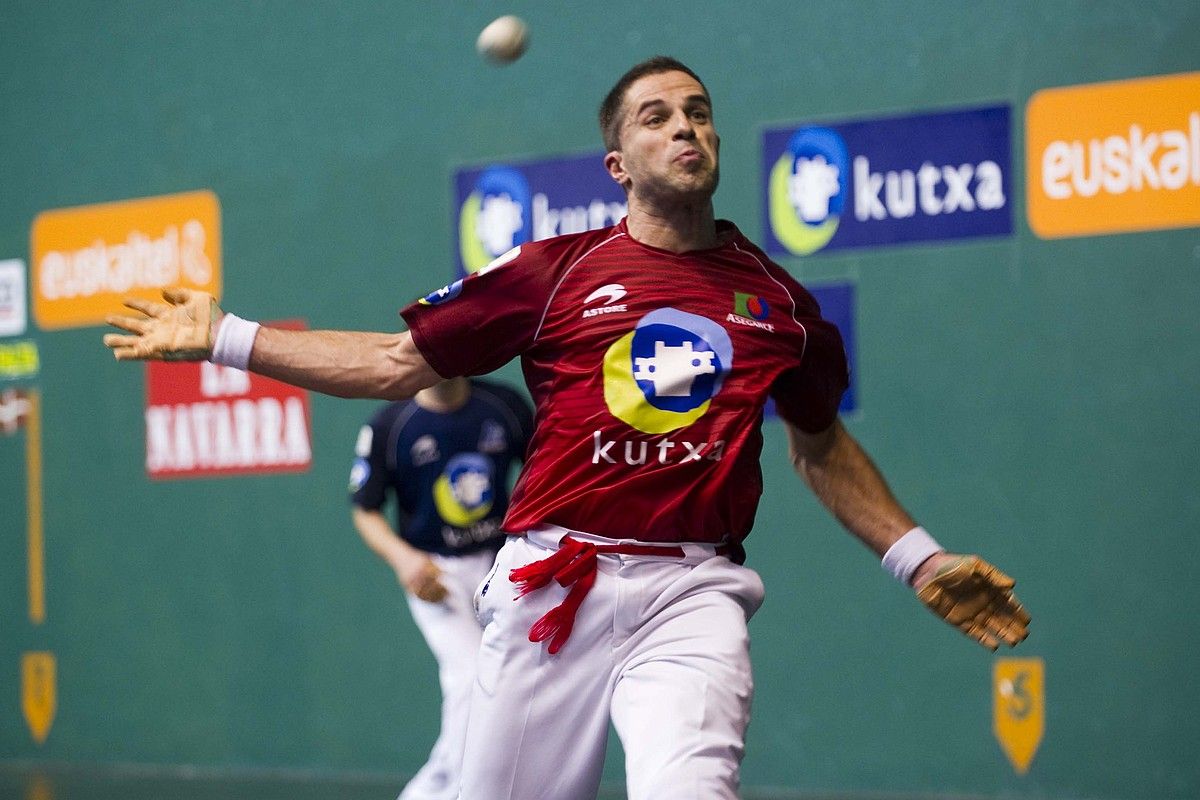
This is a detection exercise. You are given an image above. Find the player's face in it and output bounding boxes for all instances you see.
[606,71,720,203]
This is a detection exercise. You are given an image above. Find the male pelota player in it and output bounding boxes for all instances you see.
[106,56,1029,800]
[350,376,532,800]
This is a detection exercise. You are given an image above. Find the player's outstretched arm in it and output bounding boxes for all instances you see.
[104,288,443,400]
[785,419,1029,650]
[785,419,915,554]
[248,325,440,400]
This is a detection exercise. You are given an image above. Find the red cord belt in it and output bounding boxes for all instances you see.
[509,535,731,654]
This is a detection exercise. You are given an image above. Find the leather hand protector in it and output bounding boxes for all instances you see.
[916,555,1030,650]
[104,288,219,362]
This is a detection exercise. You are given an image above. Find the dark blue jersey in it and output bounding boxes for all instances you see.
[349,379,533,556]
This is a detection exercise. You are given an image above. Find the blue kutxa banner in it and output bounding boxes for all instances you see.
[763,105,1012,256]
[453,153,627,277]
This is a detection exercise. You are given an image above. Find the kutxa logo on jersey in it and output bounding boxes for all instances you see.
[763,105,1012,254]
[602,308,733,435]
[454,154,627,276]
[418,277,464,306]
[433,453,494,526]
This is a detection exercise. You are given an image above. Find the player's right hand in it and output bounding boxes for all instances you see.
[914,554,1030,651]
[399,554,449,603]
[103,288,221,361]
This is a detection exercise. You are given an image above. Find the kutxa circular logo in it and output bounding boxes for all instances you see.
[417,277,464,306]
[433,453,494,526]
[769,126,849,255]
[459,166,531,274]
[602,309,734,434]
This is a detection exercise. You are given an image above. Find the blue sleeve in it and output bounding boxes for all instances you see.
[348,405,395,510]
[507,390,535,460]
[491,382,535,460]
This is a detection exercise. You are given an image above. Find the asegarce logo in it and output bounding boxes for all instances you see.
[768,126,849,255]
[459,166,532,274]
[602,309,734,434]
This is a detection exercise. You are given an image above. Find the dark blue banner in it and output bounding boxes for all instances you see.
[762,106,1012,255]
[453,153,627,277]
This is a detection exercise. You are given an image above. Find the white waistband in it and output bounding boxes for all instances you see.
[525,524,725,563]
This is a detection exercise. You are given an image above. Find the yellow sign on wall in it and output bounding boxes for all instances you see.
[0,340,39,380]
[1026,72,1200,239]
[22,651,56,744]
[31,190,221,329]
[993,656,1044,774]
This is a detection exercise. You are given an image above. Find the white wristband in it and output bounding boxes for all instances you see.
[209,314,261,370]
[882,526,944,586]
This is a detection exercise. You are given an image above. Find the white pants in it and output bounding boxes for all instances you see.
[461,528,766,800]
[400,548,498,800]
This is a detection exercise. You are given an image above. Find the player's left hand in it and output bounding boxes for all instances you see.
[913,553,1030,651]
[103,288,221,361]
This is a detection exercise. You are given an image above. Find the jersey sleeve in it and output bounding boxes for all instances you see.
[400,243,560,378]
[348,406,394,510]
[769,276,850,434]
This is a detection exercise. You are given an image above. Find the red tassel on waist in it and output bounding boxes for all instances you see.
[509,536,588,598]
[509,537,601,655]
[527,565,596,654]
[509,536,729,655]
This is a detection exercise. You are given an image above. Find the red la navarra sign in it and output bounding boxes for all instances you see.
[144,321,311,479]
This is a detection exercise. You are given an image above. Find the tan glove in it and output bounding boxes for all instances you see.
[916,555,1030,650]
[103,288,220,361]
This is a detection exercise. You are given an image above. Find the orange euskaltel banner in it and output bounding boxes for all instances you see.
[31,190,221,329]
[1026,71,1200,239]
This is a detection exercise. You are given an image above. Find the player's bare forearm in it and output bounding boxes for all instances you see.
[351,506,447,602]
[249,327,442,400]
[103,288,443,400]
[351,506,412,570]
[788,421,1030,649]
[785,419,916,556]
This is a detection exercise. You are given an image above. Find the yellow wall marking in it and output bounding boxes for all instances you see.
[26,775,53,800]
[22,651,56,744]
[993,656,1044,774]
[26,389,44,624]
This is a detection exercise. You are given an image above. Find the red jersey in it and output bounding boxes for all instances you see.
[401,219,847,548]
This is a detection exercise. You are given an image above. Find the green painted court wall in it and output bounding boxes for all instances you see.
[2,2,1197,798]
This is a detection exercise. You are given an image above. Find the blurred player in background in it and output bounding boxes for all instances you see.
[106,56,1029,800]
[349,376,532,800]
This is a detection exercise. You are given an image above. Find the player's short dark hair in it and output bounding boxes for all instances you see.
[598,56,710,152]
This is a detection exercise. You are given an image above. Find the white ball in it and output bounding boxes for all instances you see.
[476,15,528,64]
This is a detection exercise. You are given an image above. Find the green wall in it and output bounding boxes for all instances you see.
[2,2,1198,798]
